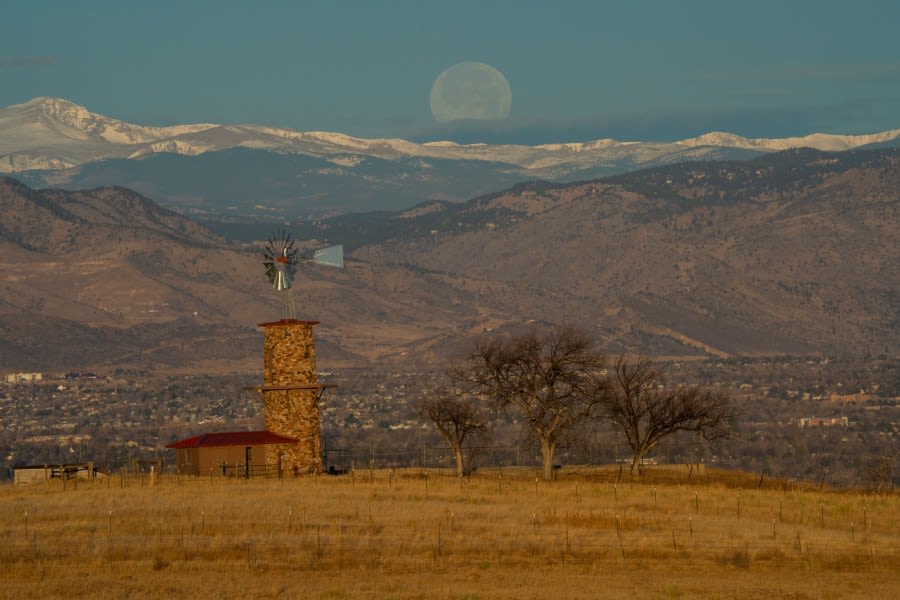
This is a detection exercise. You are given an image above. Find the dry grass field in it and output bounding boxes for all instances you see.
[1,466,898,600]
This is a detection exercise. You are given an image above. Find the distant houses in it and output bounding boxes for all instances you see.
[65,371,98,380]
[798,416,849,428]
[3,371,100,383]
[5,372,42,384]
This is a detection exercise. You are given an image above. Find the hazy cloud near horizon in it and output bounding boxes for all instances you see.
[0,55,55,69]
[407,97,900,145]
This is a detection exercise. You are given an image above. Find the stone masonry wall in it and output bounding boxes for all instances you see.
[259,320,323,474]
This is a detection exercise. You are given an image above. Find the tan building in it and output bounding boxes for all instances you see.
[166,430,298,477]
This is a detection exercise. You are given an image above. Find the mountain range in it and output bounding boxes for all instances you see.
[4,97,900,218]
[1,145,897,373]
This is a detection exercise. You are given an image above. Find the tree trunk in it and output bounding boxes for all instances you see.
[630,452,643,478]
[453,446,465,478]
[540,437,556,481]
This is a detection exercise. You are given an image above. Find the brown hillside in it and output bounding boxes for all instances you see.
[1,148,897,374]
[354,149,899,357]
[0,178,489,371]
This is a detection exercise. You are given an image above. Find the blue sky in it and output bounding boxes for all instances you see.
[2,0,899,144]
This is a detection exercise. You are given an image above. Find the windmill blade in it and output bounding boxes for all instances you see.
[312,244,344,268]
[264,261,277,284]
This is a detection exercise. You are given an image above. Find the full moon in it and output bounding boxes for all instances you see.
[429,62,512,122]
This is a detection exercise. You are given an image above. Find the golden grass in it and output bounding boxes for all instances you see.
[1,466,898,599]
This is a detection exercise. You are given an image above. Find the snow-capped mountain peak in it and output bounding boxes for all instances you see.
[2,96,216,147]
[0,97,219,170]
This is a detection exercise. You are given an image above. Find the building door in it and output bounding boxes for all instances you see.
[244,447,252,479]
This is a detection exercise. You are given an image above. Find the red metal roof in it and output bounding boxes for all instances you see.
[165,430,298,449]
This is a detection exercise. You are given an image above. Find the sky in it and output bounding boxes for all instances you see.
[2,0,900,145]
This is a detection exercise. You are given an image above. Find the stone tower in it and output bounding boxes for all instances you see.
[256,319,333,474]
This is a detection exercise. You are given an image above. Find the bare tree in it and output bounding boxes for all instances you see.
[600,355,734,476]
[866,455,895,493]
[417,390,490,476]
[453,326,606,480]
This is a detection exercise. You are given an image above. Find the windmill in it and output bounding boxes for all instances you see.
[263,230,344,319]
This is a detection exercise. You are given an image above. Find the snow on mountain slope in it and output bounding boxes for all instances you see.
[0,97,217,170]
[0,97,215,148]
[679,130,900,152]
[1,97,899,176]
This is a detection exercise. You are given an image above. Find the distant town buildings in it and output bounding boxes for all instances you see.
[65,371,98,380]
[4,372,42,384]
[828,392,872,405]
[798,416,849,428]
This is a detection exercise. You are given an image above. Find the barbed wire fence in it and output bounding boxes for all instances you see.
[321,439,632,473]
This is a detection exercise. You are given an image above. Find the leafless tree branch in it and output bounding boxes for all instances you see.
[451,325,606,480]
[601,355,735,475]
[417,388,490,476]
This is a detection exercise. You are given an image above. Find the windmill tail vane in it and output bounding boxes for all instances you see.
[311,244,344,268]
